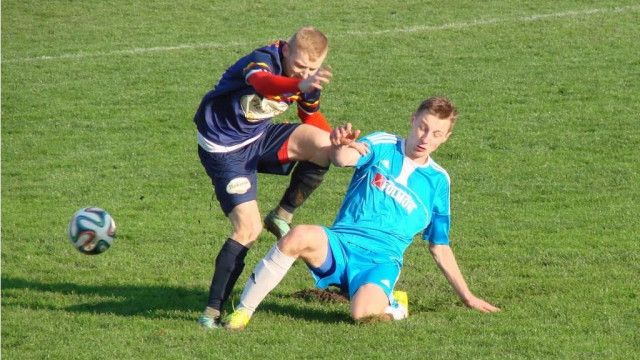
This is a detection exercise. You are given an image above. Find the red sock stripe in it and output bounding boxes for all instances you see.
[277,138,291,164]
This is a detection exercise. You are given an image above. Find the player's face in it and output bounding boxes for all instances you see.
[283,45,326,79]
[405,112,452,164]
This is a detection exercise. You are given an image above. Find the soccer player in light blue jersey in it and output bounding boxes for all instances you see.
[225,97,500,330]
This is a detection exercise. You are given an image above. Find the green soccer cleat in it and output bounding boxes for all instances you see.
[264,210,291,239]
[224,308,252,331]
[198,307,221,329]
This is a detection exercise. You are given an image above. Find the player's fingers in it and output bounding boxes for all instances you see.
[320,69,333,78]
[319,65,333,76]
[476,301,499,313]
[314,75,331,85]
[349,142,369,155]
[330,128,341,146]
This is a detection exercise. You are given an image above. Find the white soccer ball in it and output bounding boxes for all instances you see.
[68,207,116,255]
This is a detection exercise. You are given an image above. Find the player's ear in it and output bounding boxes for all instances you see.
[282,43,290,59]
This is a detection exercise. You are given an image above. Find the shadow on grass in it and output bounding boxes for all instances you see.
[1,276,353,324]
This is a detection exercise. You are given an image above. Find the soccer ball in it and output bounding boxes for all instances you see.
[68,207,116,255]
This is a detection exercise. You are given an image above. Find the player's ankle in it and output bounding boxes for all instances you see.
[274,206,294,223]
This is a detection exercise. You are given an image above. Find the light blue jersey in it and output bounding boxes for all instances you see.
[331,132,451,264]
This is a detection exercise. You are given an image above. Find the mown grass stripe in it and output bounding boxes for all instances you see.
[4,5,639,64]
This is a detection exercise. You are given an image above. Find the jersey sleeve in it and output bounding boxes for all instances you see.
[422,176,451,245]
[247,71,300,96]
[242,47,279,82]
[296,89,332,131]
[354,132,385,170]
[242,62,273,83]
[298,89,322,114]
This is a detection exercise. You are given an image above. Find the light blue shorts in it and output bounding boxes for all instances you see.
[308,226,402,299]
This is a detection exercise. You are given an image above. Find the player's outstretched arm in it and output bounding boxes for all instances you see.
[428,244,501,313]
[329,123,368,167]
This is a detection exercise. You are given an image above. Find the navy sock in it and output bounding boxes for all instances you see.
[279,161,329,214]
[206,238,249,311]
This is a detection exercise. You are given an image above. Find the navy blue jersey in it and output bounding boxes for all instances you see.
[195,41,322,149]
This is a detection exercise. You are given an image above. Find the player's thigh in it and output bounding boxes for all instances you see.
[351,283,389,319]
[286,124,331,166]
[278,224,328,267]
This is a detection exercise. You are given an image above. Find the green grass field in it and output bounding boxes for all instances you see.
[2,1,639,359]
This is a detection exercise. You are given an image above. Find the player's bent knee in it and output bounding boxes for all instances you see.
[278,225,322,256]
[277,226,308,255]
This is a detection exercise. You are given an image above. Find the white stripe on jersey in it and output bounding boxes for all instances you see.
[367,132,398,145]
[429,160,451,184]
[428,159,451,214]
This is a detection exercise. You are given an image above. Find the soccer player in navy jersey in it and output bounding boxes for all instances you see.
[224,97,500,331]
[195,27,343,328]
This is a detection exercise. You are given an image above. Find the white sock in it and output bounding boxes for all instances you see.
[237,244,296,315]
[384,303,408,320]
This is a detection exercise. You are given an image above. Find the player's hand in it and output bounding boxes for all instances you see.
[331,122,360,146]
[330,123,369,155]
[464,295,501,313]
[298,66,333,92]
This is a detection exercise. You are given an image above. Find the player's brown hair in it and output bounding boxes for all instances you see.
[416,97,459,128]
[288,27,328,61]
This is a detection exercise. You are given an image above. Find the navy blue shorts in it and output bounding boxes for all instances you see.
[198,122,301,215]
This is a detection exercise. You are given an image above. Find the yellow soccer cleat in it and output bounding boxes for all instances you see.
[393,290,409,318]
[224,308,252,331]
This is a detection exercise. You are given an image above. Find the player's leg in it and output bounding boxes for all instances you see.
[349,262,407,322]
[351,284,391,321]
[208,201,262,299]
[199,202,263,329]
[265,161,329,238]
[264,124,331,239]
[197,147,262,328]
[224,225,330,331]
[286,123,331,167]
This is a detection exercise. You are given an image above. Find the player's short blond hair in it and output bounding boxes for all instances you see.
[416,97,459,129]
[288,27,328,61]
